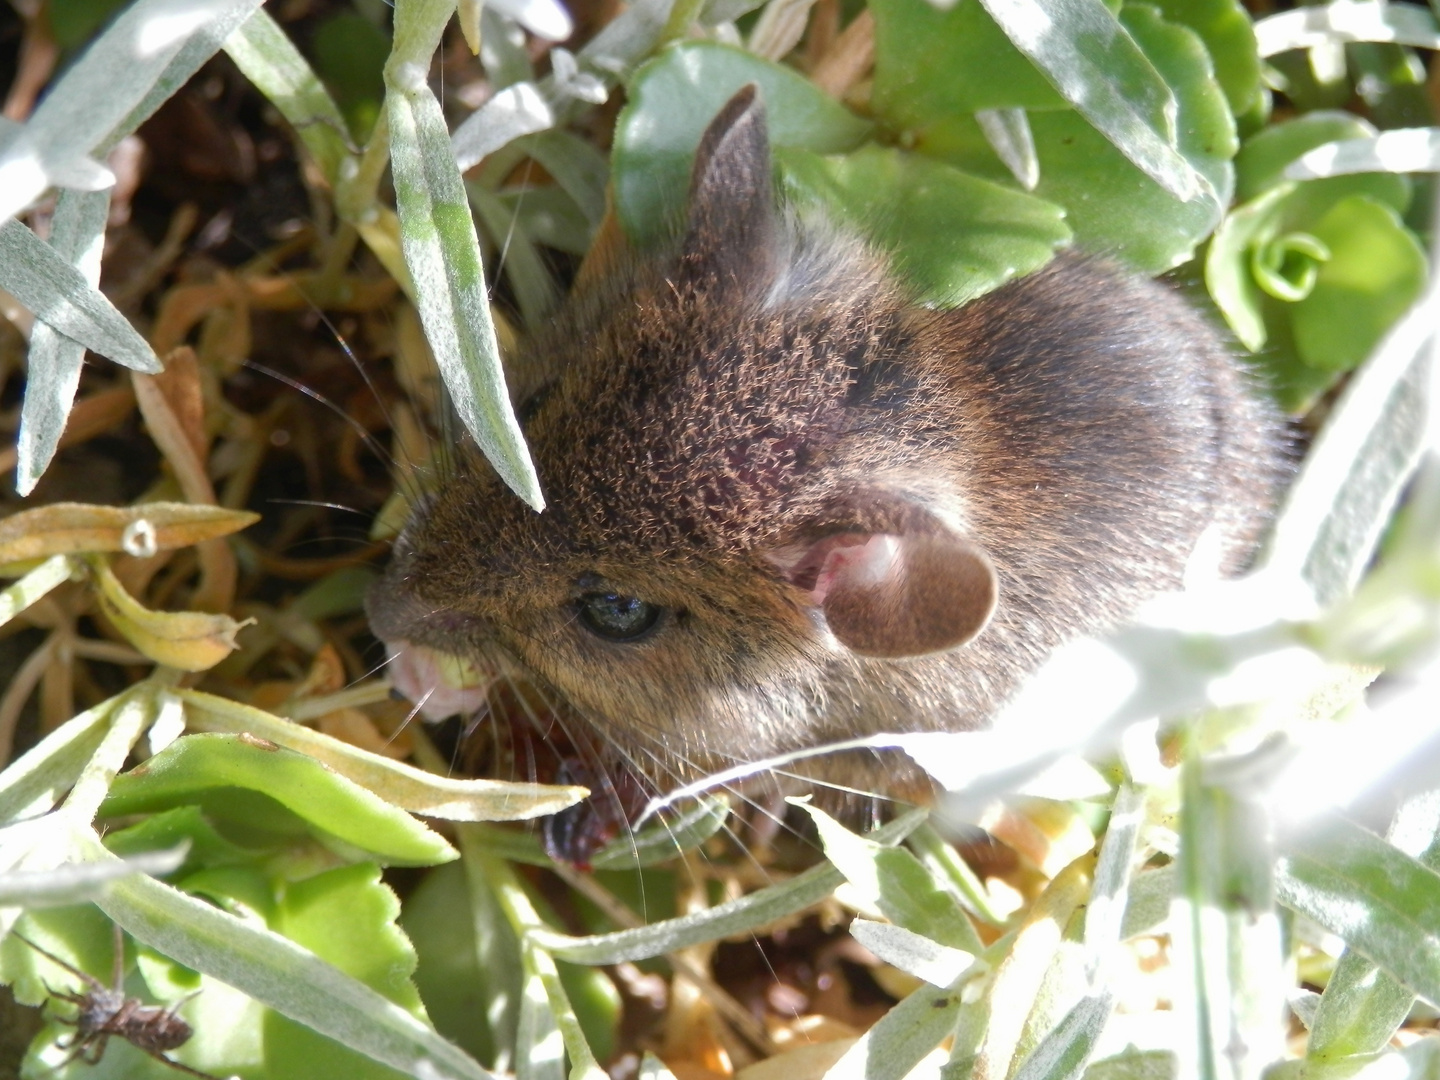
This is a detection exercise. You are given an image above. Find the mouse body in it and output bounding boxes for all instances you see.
[367,87,1283,862]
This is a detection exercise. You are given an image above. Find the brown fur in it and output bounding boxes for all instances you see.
[367,87,1283,860]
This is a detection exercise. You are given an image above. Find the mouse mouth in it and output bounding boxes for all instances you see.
[383,640,495,721]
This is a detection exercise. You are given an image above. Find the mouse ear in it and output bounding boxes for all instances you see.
[774,529,999,659]
[681,84,776,280]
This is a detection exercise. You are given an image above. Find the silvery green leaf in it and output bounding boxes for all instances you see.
[1277,811,1440,1009]
[639,1055,681,1080]
[848,919,976,987]
[517,130,609,226]
[0,684,116,826]
[386,67,544,510]
[488,0,575,41]
[16,188,112,496]
[75,830,495,1080]
[977,107,1040,190]
[527,811,926,964]
[1286,127,1440,180]
[0,0,263,221]
[0,845,186,906]
[588,795,730,870]
[976,0,1209,203]
[453,83,556,172]
[823,979,962,1080]
[517,968,565,1080]
[0,219,159,373]
[1306,792,1440,1060]
[1085,784,1143,965]
[550,48,609,105]
[481,7,536,90]
[1259,282,1436,603]
[1173,758,1287,1080]
[574,0,674,89]
[222,9,354,184]
[1010,990,1117,1080]
[1255,0,1440,57]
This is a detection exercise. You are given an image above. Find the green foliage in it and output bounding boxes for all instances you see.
[3,1,1440,1080]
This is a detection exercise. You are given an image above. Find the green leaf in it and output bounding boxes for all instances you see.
[1172,755,1285,1079]
[105,806,263,873]
[15,188,111,496]
[223,8,356,185]
[100,733,457,867]
[977,0,1212,203]
[527,811,927,964]
[589,795,731,870]
[263,863,426,1080]
[311,12,389,141]
[179,689,585,822]
[1143,0,1262,116]
[1306,793,1440,1061]
[777,145,1070,307]
[871,0,1065,122]
[1259,277,1434,601]
[1290,196,1428,373]
[402,862,505,1066]
[1277,812,1440,1009]
[824,977,964,1080]
[0,219,160,374]
[613,41,871,249]
[1025,5,1234,272]
[1235,111,1393,203]
[385,4,544,511]
[801,802,982,954]
[0,0,264,220]
[79,830,496,1080]
[1254,1,1440,57]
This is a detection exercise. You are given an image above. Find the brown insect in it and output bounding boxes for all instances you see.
[12,926,220,1080]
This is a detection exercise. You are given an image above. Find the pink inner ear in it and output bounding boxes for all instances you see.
[810,535,902,604]
[769,528,999,659]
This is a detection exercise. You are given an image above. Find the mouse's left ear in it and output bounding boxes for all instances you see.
[681,84,777,282]
[770,524,999,659]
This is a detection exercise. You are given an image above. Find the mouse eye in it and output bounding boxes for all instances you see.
[577,592,661,642]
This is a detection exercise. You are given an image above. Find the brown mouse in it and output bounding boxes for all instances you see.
[366,86,1283,864]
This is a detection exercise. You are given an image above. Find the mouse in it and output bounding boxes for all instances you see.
[366,85,1284,865]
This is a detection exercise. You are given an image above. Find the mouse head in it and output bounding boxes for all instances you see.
[366,85,998,796]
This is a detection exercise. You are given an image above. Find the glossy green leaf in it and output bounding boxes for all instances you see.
[402,862,519,1067]
[1236,111,1394,203]
[110,851,489,1080]
[870,0,1065,123]
[100,733,457,867]
[777,145,1070,307]
[105,805,257,874]
[179,689,585,823]
[978,0,1211,203]
[802,802,982,954]
[263,863,425,1080]
[1144,0,1262,116]
[613,41,871,249]
[1290,196,1427,373]
[1025,5,1234,272]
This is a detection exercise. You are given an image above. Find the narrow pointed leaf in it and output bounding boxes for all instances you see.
[385,78,543,510]
[0,219,159,373]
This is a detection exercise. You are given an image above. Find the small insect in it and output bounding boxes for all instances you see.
[11,925,220,1080]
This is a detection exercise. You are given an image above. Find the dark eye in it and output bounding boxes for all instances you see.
[577,592,662,642]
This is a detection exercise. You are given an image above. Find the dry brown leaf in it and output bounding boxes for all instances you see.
[0,502,258,565]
